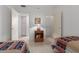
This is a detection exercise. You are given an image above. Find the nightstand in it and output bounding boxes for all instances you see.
[35,30,44,42]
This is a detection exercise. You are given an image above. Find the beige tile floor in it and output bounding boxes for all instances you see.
[29,38,54,53]
[19,37,55,53]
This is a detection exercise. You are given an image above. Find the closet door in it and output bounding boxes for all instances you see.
[45,16,54,37]
[20,14,29,37]
[21,16,27,36]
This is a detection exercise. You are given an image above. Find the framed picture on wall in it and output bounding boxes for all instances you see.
[35,17,41,24]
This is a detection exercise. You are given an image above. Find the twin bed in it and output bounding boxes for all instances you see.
[0,40,29,53]
[66,41,79,53]
[0,36,79,53]
[64,36,79,53]
[53,36,79,53]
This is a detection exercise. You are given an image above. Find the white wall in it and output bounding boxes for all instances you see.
[29,12,54,39]
[0,6,11,41]
[19,7,62,39]
[15,6,56,39]
[10,6,62,39]
[29,13,46,39]
[62,6,79,36]
[53,7,62,37]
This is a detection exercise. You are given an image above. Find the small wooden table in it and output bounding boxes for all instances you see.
[35,30,44,42]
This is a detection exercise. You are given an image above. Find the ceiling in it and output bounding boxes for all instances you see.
[8,5,60,13]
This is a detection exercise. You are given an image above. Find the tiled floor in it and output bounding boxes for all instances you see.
[29,38,54,53]
[19,37,54,53]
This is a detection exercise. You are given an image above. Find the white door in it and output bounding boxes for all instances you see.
[21,16,27,37]
[20,14,29,38]
[46,16,54,37]
[54,11,62,37]
[11,9,19,40]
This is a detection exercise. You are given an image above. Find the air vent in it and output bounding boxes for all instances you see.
[21,5,26,7]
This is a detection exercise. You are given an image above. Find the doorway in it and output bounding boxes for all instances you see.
[19,14,29,38]
[11,10,29,40]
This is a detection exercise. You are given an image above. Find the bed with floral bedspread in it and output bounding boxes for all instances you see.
[0,40,29,53]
